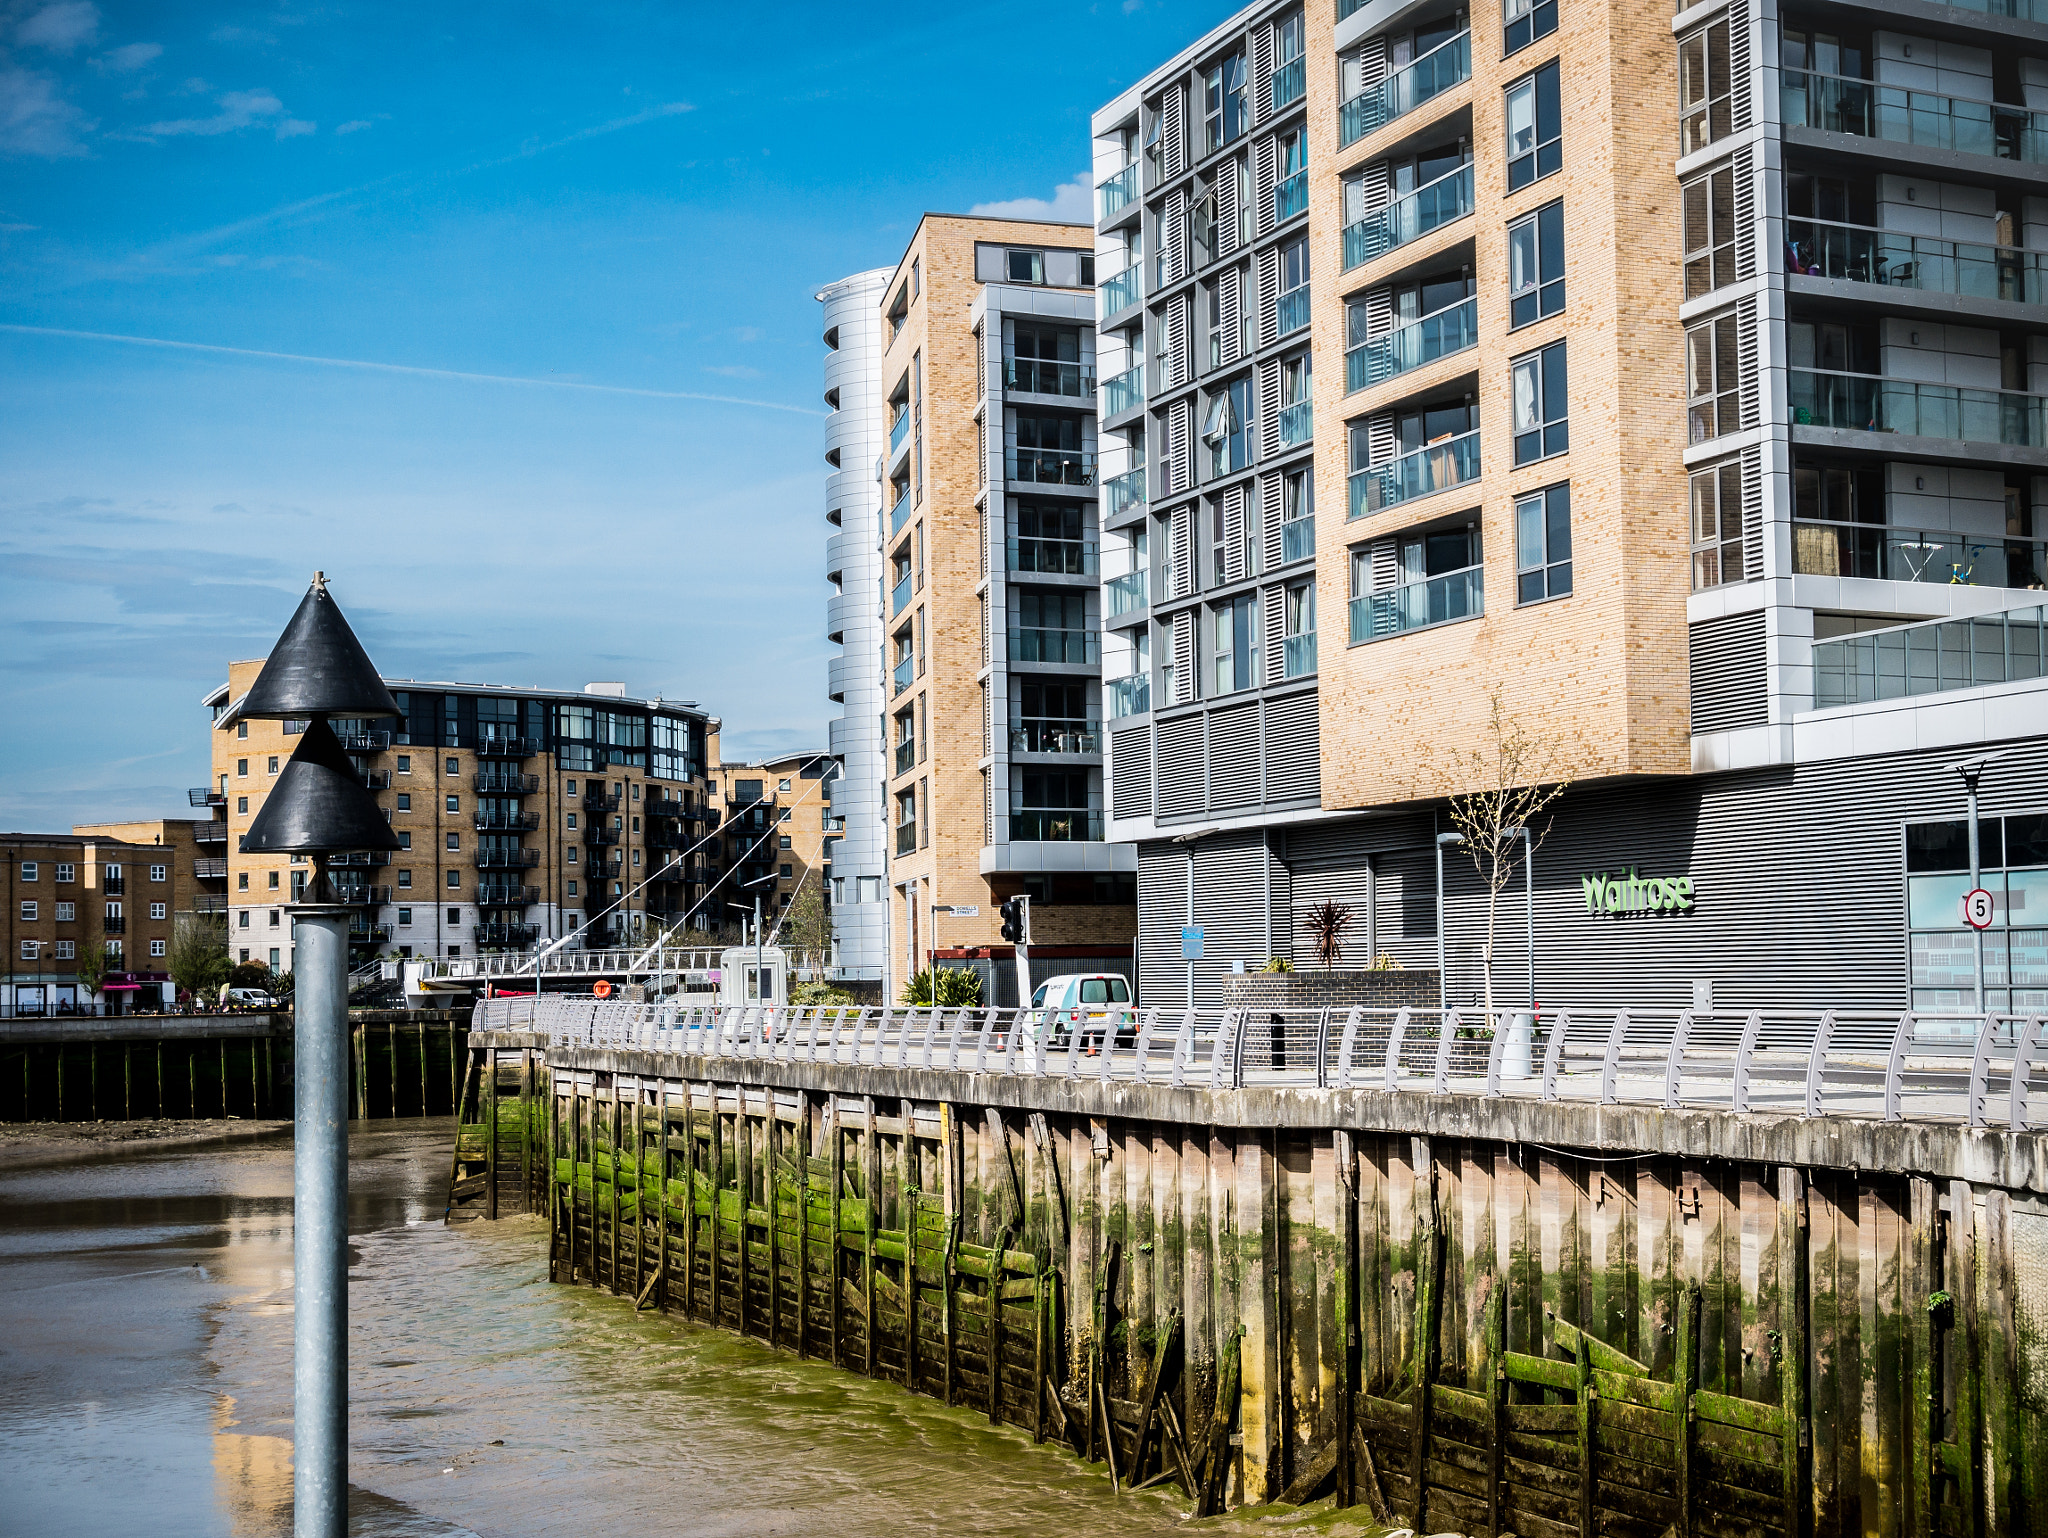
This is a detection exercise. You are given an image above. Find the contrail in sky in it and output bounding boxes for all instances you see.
[0,323,824,416]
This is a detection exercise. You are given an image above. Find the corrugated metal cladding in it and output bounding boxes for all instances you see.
[1136,831,1270,1006]
[1157,716,1204,819]
[1110,725,1152,818]
[1689,611,1768,734]
[1152,690,1321,826]
[1137,846,1187,1005]
[1264,691,1319,801]
[1209,703,1261,806]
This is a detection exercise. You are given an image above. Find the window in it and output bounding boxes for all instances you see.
[1275,130,1307,221]
[55,863,72,883]
[236,758,248,777]
[1681,165,1736,299]
[150,864,166,883]
[778,777,792,792]
[631,817,640,833]
[1507,201,1565,327]
[1204,54,1247,152]
[236,797,248,814]
[1211,593,1262,694]
[55,902,73,921]
[398,831,412,850]
[779,835,793,850]
[446,908,461,924]
[447,870,461,888]
[398,907,412,926]
[398,868,413,888]
[566,881,578,897]
[150,938,166,958]
[1006,249,1044,283]
[397,754,411,773]
[1277,236,1310,336]
[567,847,578,864]
[106,901,121,919]
[1202,376,1252,476]
[1689,458,1746,589]
[780,864,794,879]
[1685,313,1740,442]
[446,832,460,851]
[777,808,791,822]
[238,872,249,891]
[566,812,578,829]
[446,795,459,813]
[445,756,459,775]
[1515,484,1573,602]
[1281,467,1315,564]
[1511,340,1569,464]
[268,908,280,928]
[911,257,920,297]
[267,755,279,774]
[19,901,35,921]
[1505,62,1561,192]
[19,861,35,882]
[1279,353,1312,448]
[632,849,641,866]
[268,871,279,889]
[239,910,251,929]
[237,720,248,738]
[1679,19,1731,156]
[396,793,411,812]
[55,940,74,960]
[1503,0,1556,56]
[19,940,35,961]
[1283,582,1317,678]
[150,902,166,920]
[565,779,578,796]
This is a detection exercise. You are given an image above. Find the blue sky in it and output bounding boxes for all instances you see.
[0,0,1231,829]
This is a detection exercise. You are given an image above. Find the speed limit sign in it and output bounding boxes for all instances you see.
[1962,888,1995,930]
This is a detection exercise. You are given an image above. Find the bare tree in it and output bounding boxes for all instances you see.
[1443,690,1574,1020]
[778,876,834,975]
[75,939,111,1013]
[168,914,231,1004]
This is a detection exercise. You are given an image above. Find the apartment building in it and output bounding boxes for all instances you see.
[206,665,719,969]
[825,216,1138,1002]
[1093,0,2048,1014]
[1,832,187,1014]
[705,750,837,945]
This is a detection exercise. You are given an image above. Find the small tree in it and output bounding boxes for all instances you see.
[1443,689,1574,1020]
[779,879,834,975]
[75,939,110,1012]
[168,914,231,1004]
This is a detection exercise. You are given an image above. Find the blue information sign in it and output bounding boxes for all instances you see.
[1181,925,1204,960]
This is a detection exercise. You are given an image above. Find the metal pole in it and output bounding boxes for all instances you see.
[1434,836,1448,997]
[1522,826,1536,1010]
[1965,769,1984,1017]
[755,894,764,1008]
[292,903,350,1538]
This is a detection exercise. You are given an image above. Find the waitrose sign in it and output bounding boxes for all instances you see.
[1582,868,1696,917]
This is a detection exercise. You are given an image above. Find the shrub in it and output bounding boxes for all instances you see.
[901,967,984,1007]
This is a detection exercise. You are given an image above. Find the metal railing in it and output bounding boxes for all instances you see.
[1007,536,1096,575]
[1276,283,1310,338]
[1010,809,1103,841]
[193,858,228,879]
[1282,632,1318,678]
[1106,672,1151,717]
[1273,168,1307,223]
[889,409,910,455]
[1007,448,1096,486]
[1789,369,2048,446]
[894,739,916,774]
[1009,718,1101,754]
[1281,515,1315,565]
[476,736,539,759]
[405,946,729,983]
[1792,519,2048,588]
[1098,163,1139,221]
[890,486,913,536]
[1005,358,1093,397]
[1350,565,1484,641]
[1107,569,1148,617]
[492,997,2048,1132]
[1100,263,1142,320]
[188,787,225,808]
[891,571,912,616]
[194,824,228,845]
[1787,216,2048,305]
[476,883,540,906]
[896,822,918,856]
[893,655,914,696]
[1343,162,1472,270]
[1348,428,1482,517]
[1278,399,1312,447]
[1271,54,1305,112]
[1813,603,2048,707]
[1008,627,1099,664]
[1102,363,1144,417]
[1347,296,1478,392]
[474,811,540,831]
[475,848,541,869]
[1104,465,1146,516]
[1782,67,2048,164]
[475,771,540,795]
[1340,30,1471,147]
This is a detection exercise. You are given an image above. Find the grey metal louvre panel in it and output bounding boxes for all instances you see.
[1739,443,1764,582]
[1170,505,1193,596]
[1217,163,1240,261]
[1163,297,1187,391]
[1163,86,1186,179]
[1257,247,1280,349]
[1260,472,1285,571]
[1369,536,1398,590]
[1737,293,1760,431]
[1251,23,1274,127]
[1729,12,1753,134]
[1137,842,1186,1005]
[1177,293,1195,383]
[1357,161,1390,216]
[1220,267,1243,367]
[1254,136,1276,238]
[1263,691,1319,803]
[1355,35,1388,92]
[1257,359,1281,459]
[1368,845,1439,971]
[1171,610,1194,704]
[1192,831,1266,999]
[1367,411,1395,464]
[1110,724,1152,818]
[1267,844,1293,960]
[1261,582,1285,688]
[1224,484,1247,584]
[1689,609,1767,733]
[1157,714,1204,819]
[1168,399,1192,493]
[1208,702,1261,808]
[1280,812,1436,868]
[1288,861,1376,968]
[983,767,993,846]
[1164,190,1187,287]
[1733,144,1756,282]
[1364,286,1393,341]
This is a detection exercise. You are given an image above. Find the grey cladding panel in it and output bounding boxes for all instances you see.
[1264,691,1319,803]
[1138,841,1188,1006]
[1209,703,1261,808]
[1689,610,1767,734]
[1157,716,1204,820]
[1111,725,1153,818]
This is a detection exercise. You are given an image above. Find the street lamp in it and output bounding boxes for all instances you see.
[1952,755,2001,1019]
[237,574,401,1538]
[730,870,778,1006]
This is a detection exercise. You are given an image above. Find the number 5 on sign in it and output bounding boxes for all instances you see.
[1962,887,1995,930]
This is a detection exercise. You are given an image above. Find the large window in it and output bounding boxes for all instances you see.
[1011,771,1099,843]
[1678,19,1732,156]
[1682,164,1737,299]
[1511,340,1568,465]
[1277,235,1310,336]
[1688,458,1745,589]
[1275,130,1307,221]
[1282,582,1317,678]
[1507,200,1565,327]
[1505,61,1561,192]
[1203,376,1252,477]
[1211,593,1262,694]
[1205,54,1247,152]
[1905,813,2048,1014]
[1515,484,1572,602]
[1281,466,1315,564]
[1503,0,1557,56]
[1685,313,1741,442]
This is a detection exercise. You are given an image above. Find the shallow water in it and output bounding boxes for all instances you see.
[0,1123,1384,1538]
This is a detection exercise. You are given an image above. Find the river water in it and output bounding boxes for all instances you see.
[0,1124,1379,1538]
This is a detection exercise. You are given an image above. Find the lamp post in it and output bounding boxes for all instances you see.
[1954,757,1996,1018]
[237,574,402,1538]
[730,870,777,1005]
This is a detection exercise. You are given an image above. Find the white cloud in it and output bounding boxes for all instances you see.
[0,65,91,156]
[334,118,371,135]
[142,87,286,137]
[94,41,161,73]
[15,1,98,54]
[969,174,1092,224]
[274,117,314,139]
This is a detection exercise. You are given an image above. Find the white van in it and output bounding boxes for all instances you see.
[1024,973,1135,1051]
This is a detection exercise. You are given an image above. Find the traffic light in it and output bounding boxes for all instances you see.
[999,897,1029,944]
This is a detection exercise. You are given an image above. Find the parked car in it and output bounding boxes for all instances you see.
[1022,973,1135,1052]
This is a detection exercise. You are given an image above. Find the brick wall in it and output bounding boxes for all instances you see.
[1223,967,1441,1012]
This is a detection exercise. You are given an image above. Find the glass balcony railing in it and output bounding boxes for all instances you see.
[1006,358,1094,397]
[894,740,916,774]
[1814,604,2048,708]
[1271,55,1305,112]
[1010,809,1104,842]
[1102,363,1144,417]
[1792,520,2048,589]
[1788,370,2048,447]
[1106,672,1151,717]
[889,486,914,535]
[1008,537,1097,575]
[1008,448,1096,485]
[1276,284,1310,337]
[1008,628,1100,665]
[1343,163,1473,270]
[1947,0,2048,17]
[1105,465,1147,516]
[1348,428,1482,518]
[1100,263,1143,319]
[1282,633,1318,678]
[1782,68,2048,164]
[1273,168,1307,223]
[889,410,910,455]
[1098,163,1139,221]
[1010,719,1103,753]
[891,572,912,615]
[1281,515,1315,564]
[1346,296,1478,392]
[1107,569,1149,617]
[1787,217,2048,306]
[892,655,914,696]
[1278,400,1312,447]
[896,822,918,856]
[1340,31,1471,147]
[1349,565,1484,642]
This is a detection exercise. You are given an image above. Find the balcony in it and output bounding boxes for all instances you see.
[1010,809,1103,842]
[187,787,225,808]
[1276,283,1310,338]
[101,916,125,935]
[476,922,541,948]
[1010,719,1102,754]
[1282,633,1318,679]
[1271,54,1305,112]
[589,858,622,881]
[332,850,390,867]
[476,736,539,759]
[1281,515,1315,565]
[1273,168,1307,224]
[1107,569,1149,617]
[358,769,391,790]
[645,792,688,818]
[349,922,394,945]
[896,822,919,856]
[889,409,911,456]
[475,882,539,906]
[340,731,391,753]
[1098,162,1139,221]
[335,884,392,907]
[894,739,917,774]
[1008,536,1096,575]
[890,484,914,536]
[1106,673,1152,717]
[1349,428,1483,518]
[101,877,124,896]
[1009,627,1100,665]
[193,822,227,846]
[1349,565,1484,642]
[193,858,228,880]
[892,571,913,616]
[1347,297,1478,392]
[582,788,622,811]
[1100,263,1143,321]
[1815,603,2048,708]
[1789,371,2048,448]
[1006,359,1094,398]
[1343,163,1473,270]
[1105,465,1147,517]
[1793,520,2048,588]
[193,895,228,914]
[1008,448,1096,487]
[474,847,540,869]
[893,654,914,696]
[1278,399,1312,448]
[1787,218,2047,307]
[582,826,620,847]
[474,810,540,832]
[1782,68,2048,165]
[475,770,539,795]
[1340,31,1470,147]
[1102,363,1144,418]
